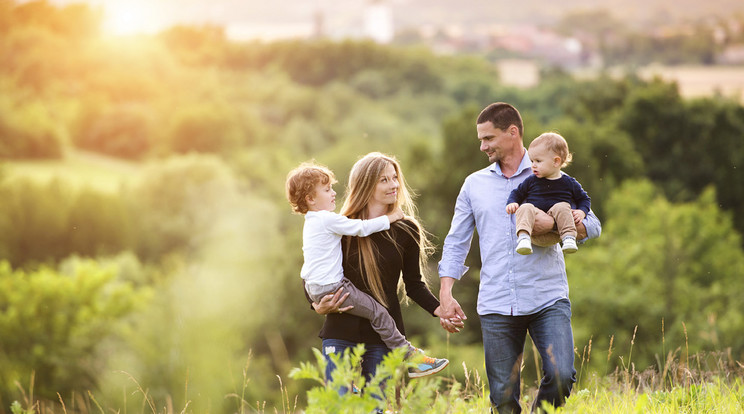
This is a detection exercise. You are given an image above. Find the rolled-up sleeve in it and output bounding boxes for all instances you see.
[579,210,602,243]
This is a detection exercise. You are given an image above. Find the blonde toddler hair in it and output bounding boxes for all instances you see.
[530,132,573,168]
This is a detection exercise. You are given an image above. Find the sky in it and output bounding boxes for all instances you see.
[45,0,744,40]
[48,0,377,38]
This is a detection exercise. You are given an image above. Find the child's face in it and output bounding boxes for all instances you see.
[528,143,562,179]
[307,181,336,212]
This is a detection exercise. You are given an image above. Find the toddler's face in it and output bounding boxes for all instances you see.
[309,181,336,212]
[528,144,562,179]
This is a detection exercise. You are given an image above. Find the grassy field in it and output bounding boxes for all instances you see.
[3,150,141,193]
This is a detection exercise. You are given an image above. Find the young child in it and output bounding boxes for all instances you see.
[505,132,591,255]
[285,161,449,378]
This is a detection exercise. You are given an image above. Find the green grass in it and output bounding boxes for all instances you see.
[7,342,744,413]
[3,150,141,193]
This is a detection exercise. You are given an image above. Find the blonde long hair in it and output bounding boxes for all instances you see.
[340,152,434,307]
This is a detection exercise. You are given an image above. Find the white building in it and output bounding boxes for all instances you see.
[363,0,393,43]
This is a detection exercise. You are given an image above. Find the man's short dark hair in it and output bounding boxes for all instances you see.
[477,102,523,137]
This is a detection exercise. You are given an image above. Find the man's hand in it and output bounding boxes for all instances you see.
[311,287,354,315]
[439,277,467,333]
[575,214,588,240]
[533,208,588,240]
[532,209,556,235]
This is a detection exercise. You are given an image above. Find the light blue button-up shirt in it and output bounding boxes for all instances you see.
[438,152,602,316]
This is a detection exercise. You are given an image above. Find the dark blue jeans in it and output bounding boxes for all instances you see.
[481,299,576,414]
[321,338,390,395]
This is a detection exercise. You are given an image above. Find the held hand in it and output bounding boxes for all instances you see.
[435,305,465,333]
[572,209,586,225]
[387,207,405,223]
[505,203,519,214]
[312,287,353,315]
[438,293,467,333]
[532,209,556,235]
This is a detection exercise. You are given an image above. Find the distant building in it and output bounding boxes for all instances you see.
[313,9,325,39]
[717,44,744,65]
[363,0,393,44]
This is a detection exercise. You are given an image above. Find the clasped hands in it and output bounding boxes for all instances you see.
[311,287,466,334]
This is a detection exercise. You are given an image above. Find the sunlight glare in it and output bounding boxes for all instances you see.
[102,1,161,36]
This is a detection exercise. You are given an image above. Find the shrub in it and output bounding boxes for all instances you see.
[0,259,148,404]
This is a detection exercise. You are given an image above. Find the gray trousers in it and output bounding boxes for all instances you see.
[306,277,411,350]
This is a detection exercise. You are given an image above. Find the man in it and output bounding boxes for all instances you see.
[437,102,601,413]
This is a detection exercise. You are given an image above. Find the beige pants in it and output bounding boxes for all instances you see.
[515,202,575,247]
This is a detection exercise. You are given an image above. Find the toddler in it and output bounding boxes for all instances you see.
[506,132,591,255]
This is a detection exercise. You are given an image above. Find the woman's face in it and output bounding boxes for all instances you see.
[370,162,399,208]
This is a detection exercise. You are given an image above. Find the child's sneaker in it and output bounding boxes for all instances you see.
[516,237,533,255]
[561,237,578,254]
[407,349,449,378]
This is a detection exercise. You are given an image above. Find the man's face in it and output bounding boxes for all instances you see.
[477,121,513,164]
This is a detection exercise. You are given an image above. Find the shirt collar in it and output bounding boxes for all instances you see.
[488,148,532,177]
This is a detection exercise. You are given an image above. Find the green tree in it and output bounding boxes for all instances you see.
[128,154,241,261]
[0,178,73,266]
[569,180,744,372]
[164,104,242,155]
[618,83,744,237]
[68,188,134,257]
[74,103,154,159]
[0,94,64,159]
[0,177,140,266]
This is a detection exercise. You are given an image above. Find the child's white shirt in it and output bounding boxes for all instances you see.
[301,210,390,285]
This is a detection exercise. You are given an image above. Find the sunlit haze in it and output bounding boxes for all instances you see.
[101,0,168,36]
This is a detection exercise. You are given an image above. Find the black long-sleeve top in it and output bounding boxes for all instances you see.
[316,219,440,345]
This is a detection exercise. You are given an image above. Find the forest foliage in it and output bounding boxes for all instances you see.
[1,1,744,412]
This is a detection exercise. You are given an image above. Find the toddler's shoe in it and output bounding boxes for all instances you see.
[516,237,533,255]
[407,348,449,378]
[561,237,578,254]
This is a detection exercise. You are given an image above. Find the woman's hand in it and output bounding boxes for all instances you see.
[312,287,354,315]
[434,305,465,333]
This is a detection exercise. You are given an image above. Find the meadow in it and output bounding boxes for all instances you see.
[3,2,744,413]
[6,152,744,413]
[8,331,744,413]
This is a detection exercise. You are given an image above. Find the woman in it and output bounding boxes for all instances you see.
[311,152,461,385]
